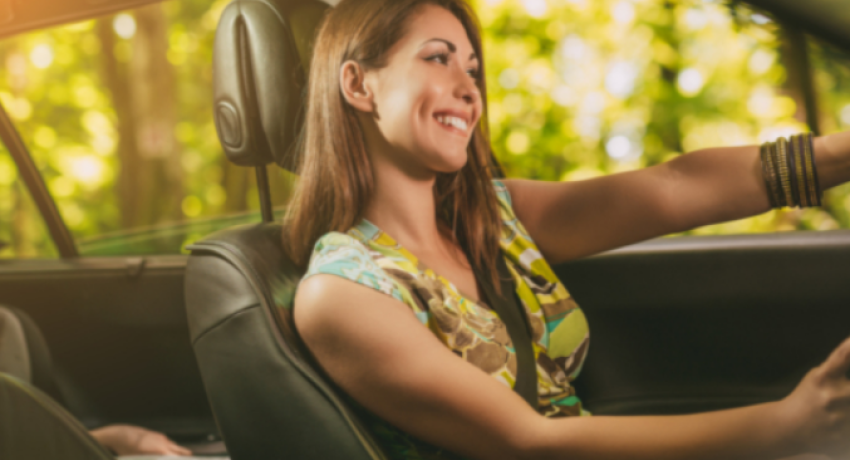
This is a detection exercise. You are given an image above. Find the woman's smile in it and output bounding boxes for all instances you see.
[434,113,469,137]
[433,109,472,138]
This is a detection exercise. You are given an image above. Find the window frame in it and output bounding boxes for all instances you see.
[0,101,77,257]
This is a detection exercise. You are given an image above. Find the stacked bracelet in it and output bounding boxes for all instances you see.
[760,132,822,208]
[759,143,780,208]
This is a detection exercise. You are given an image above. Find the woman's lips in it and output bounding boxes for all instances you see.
[433,116,468,137]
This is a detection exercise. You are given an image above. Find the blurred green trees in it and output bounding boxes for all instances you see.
[2,0,850,259]
[475,0,850,235]
[0,0,296,257]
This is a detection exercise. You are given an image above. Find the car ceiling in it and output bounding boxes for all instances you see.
[0,0,163,39]
[0,0,847,51]
[746,0,850,50]
[0,0,336,39]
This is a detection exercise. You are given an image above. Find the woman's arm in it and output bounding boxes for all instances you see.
[294,275,850,460]
[505,131,850,264]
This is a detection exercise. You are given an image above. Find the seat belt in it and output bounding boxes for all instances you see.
[472,254,538,409]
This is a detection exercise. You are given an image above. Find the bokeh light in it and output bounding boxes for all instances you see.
[522,0,547,18]
[611,1,635,24]
[113,14,137,39]
[677,68,705,97]
[606,135,631,160]
[605,61,637,98]
[69,156,105,184]
[30,44,54,69]
[840,104,850,126]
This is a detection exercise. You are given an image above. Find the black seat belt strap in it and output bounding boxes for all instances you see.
[473,254,538,409]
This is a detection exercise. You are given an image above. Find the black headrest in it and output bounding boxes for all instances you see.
[213,0,329,169]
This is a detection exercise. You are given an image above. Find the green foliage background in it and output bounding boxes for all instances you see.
[1,0,850,259]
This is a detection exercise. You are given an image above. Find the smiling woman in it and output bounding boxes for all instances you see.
[284,0,502,290]
[287,0,850,459]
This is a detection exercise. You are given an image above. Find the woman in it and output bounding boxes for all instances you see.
[287,0,850,458]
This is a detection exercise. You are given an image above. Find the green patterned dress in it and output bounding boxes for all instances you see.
[301,179,591,459]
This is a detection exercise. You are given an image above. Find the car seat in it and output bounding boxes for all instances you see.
[0,305,64,403]
[0,305,113,460]
[183,1,388,459]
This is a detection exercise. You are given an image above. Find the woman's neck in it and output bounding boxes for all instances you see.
[363,159,445,254]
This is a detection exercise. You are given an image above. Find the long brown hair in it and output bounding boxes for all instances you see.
[284,0,503,288]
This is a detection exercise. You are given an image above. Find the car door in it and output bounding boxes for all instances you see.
[0,116,216,440]
[558,230,850,415]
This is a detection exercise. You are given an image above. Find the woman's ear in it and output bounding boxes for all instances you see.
[340,61,374,113]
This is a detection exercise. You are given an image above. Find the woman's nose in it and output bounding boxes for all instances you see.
[453,68,481,106]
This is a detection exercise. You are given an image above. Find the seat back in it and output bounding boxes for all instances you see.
[186,225,387,460]
[185,1,388,458]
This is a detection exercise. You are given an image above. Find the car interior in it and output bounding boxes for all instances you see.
[0,306,113,459]
[2,0,850,459]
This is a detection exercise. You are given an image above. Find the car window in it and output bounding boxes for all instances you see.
[4,0,849,257]
[0,0,296,257]
[0,147,58,259]
[478,0,846,235]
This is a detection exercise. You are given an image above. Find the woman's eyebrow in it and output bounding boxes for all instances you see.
[421,38,478,62]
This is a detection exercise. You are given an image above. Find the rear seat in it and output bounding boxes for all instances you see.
[0,305,113,460]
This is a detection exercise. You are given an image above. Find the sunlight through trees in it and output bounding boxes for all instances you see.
[2,0,850,258]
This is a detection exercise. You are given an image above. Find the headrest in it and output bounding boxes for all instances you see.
[213,0,329,169]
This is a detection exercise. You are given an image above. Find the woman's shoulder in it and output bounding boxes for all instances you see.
[303,231,404,302]
[305,231,377,278]
[310,231,366,254]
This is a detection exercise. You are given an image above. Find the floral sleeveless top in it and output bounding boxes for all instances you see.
[301,180,590,459]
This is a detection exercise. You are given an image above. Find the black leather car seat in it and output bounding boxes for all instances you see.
[0,305,113,460]
[184,1,388,459]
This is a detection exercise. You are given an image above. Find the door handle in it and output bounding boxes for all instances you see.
[126,257,146,278]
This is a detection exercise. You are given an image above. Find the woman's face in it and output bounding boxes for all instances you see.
[349,5,483,176]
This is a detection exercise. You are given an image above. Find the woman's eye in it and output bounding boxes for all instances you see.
[428,53,480,79]
[428,52,449,64]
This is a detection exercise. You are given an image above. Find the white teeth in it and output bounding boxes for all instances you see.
[436,115,468,132]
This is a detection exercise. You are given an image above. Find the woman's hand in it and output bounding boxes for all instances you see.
[89,424,193,456]
[779,336,850,457]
